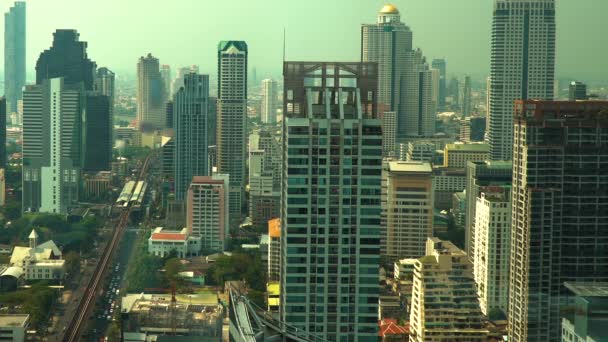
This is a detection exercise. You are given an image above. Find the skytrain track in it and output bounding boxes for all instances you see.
[61,154,152,342]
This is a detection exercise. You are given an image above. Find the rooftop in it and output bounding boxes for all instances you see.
[150,227,188,241]
[389,161,432,173]
[446,143,490,152]
[379,4,399,14]
[565,282,608,297]
[0,314,29,327]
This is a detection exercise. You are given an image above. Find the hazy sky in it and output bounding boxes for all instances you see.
[1,0,607,82]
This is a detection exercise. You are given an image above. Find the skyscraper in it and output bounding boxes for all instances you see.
[22,78,84,213]
[217,41,247,220]
[488,0,556,160]
[160,64,172,99]
[462,75,472,116]
[382,161,434,260]
[95,67,115,149]
[4,2,26,116]
[509,100,608,341]
[260,79,277,124]
[431,59,446,110]
[281,62,381,340]
[362,5,435,139]
[173,73,209,200]
[0,97,6,168]
[137,53,167,131]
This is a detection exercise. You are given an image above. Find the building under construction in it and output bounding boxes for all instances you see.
[121,292,223,339]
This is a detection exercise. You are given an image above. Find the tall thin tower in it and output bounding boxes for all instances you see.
[217,41,248,221]
[260,79,277,124]
[488,0,555,160]
[137,54,166,132]
[4,2,26,115]
[173,73,209,200]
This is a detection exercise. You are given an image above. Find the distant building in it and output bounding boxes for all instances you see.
[432,167,466,210]
[568,81,588,101]
[137,53,167,132]
[383,161,434,260]
[409,238,488,341]
[4,2,26,116]
[187,175,229,253]
[382,111,397,158]
[0,169,5,206]
[160,64,171,100]
[473,186,511,317]
[462,75,472,116]
[432,59,446,109]
[260,79,277,124]
[267,218,280,282]
[460,117,486,143]
[451,190,466,227]
[83,171,111,199]
[0,314,29,342]
[443,143,490,168]
[148,227,201,258]
[0,97,6,168]
[404,141,436,163]
[216,41,248,221]
[509,100,608,341]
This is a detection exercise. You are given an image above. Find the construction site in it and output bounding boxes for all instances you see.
[120,291,223,339]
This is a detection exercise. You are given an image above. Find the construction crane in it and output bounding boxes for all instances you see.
[144,284,177,335]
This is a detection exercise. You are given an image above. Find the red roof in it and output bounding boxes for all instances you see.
[151,233,187,241]
[379,319,409,336]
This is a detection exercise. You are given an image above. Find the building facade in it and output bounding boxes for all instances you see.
[187,175,229,253]
[409,238,488,342]
[431,59,446,110]
[217,41,248,221]
[267,218,281,282]
[443,143,490,168]
[137,53,167,131]
[382,161,434,260]
[509,100,608,342]
[261,79,277,124]
[281,62,381,341]
[173,73,210,200]
[488,0,556,160]
[4,2,26,116]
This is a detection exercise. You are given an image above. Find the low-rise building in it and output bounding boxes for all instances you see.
[0,314,29,342]
[148,227,201,258]
[4,230,65,281]
[443,143,490,168]
[83,171,112,199]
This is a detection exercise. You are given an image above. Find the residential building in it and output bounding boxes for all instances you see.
[432,167,466,210]
[464,160,512,259]
[267,218,281,282]
[382,161,434,260]
[4,2,26,116]
[488,0,556,160]
[561,282,608,342]
[187,175,229,253]
[431,59,446,110]
[509,100,608,342]
[217,41,248,221]
[473,187,511,317]
[452,190,466,227]
[404,141,436,163]
[382,111,397,158]
[569,81,588,101]
[261,79,277,124]
[409,238,488,342]
[0,315,29,342]
[137,53,167,132]
[443,143,490,168]
[281,62,381,340]
[22,78,83,214]
[173,73,209,200]
[148,227,201,258]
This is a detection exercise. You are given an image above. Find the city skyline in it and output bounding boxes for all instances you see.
[0,0,606,81]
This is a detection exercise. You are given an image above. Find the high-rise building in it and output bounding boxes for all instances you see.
[409,238,489,341]
[4,2,26,116]
[160,64,172,99]
[281,62,381,340]
[447,77,460,108]
[382,161,434,260]
[509,100,608,342]
[22,78,84,214]
[473,186,511,317]
[460,117,487,143]
[217,41,248,221]
[208,97,217,147]
[84,94,111,171]
[464,160,512,259]
[173,73,209,200]
[382,111,397,157]
[462,75,472,116]
[488,0,556,160]
[431,59,446,109]
[0,97,6,168]
[362,5,435,140]
[171,65,199,97]
[261,79,277,124]
[137,53,167,132]
[95,66,115,133]
[568,81,588,101]
[561,282,608,342]
[187,175,229,253]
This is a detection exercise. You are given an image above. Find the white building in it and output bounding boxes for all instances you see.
[473,188,511,317]
[0,314,29,342]
[382,111,397,158]
[488,0,555,160]
[5,230,65,281]
[187,175,229,253]
[260,79,277,124]
[147,227,201,258]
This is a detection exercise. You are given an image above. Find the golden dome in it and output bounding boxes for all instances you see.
[380,4,399,14]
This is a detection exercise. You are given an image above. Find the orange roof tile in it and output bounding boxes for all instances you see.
[379,319,409,336]
[151,233,187,241]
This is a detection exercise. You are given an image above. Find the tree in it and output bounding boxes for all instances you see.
[1,200,21,221]
[163,258,183,288]
[107,322,120,342]
[64,252,81,280]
